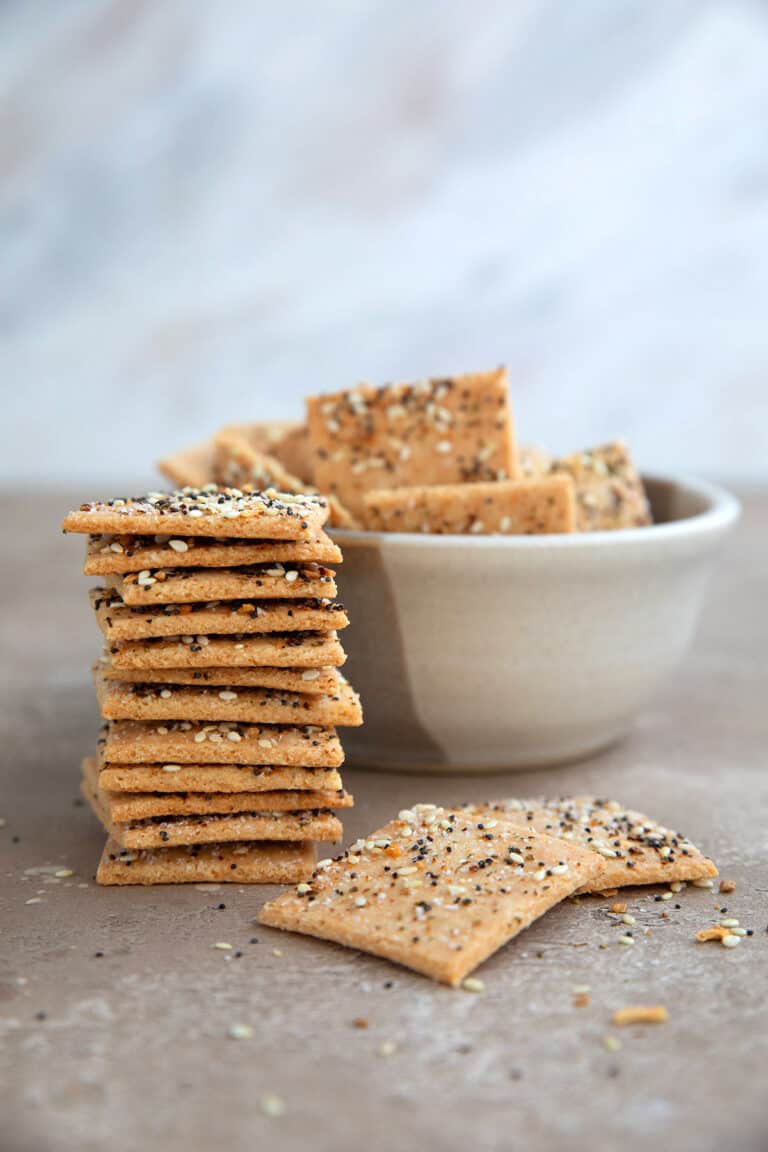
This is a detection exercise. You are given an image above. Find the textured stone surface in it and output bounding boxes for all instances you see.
[1,492,766,1152]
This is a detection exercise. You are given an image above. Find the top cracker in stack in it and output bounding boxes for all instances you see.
[62,486,362,886]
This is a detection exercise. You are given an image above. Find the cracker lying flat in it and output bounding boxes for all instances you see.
[95,656,341,695]
[91,588,349,642]
[470,797,717,892]
[306,369,519,518]
[156,443,216,489]
[547,442,651,531]
[259,803,605,986]
[214,427,360,530]
[99,761,343,794]
[97,837,315,886]
[84,530,342,575]
[363,476,575,535]
[94,668,363,726]
[105,562,337,606]
[107,631,345,671]
[101,720,344,767]
[63,487,327,540]
[98,777,353,822]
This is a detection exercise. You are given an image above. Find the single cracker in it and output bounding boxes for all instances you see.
[62,486,328,540]
[98,779,353,822]
[101,719,344,767]
[98,761,343,794]
[90,588,349,642]
[213,427,360,530]
[271,424,315,484]
[306,369,519,519]
[105,562,337,606]
[95,656,341,695]
[157,442,217,488]
[106,631,346,671]
[94,668,363,727]
[518,445,553,477]
[96,837,316,886]
[84,530,342,576]
[363,476,575,535]
[470,797,718,892]
[259,802,605,987]
[548,441,652,532]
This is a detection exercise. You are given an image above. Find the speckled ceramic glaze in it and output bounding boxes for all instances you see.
[333,475,740,772]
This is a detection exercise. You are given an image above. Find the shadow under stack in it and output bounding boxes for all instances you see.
[61,487,360,885]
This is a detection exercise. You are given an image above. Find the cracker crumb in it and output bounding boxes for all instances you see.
[719,879,736,894]
[695,925,729,942]
[610,902,627,914]
[574,993,590,1008]
[352,1017,369,1030]
[613,1005,668,1026]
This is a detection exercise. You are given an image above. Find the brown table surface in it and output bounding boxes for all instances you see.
[1,491,766,1152]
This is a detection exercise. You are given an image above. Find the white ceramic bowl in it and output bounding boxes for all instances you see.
[332,474,740,772]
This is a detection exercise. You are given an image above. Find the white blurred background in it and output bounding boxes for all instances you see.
[1,0,767,487]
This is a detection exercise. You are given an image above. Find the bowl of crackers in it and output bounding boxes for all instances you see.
[160,368,740,772]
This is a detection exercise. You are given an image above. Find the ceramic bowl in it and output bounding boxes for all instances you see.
[332,474,740,772]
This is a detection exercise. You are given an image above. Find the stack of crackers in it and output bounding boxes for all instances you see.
[159,367,652,536]
[259,796,718,986]
[62,486,362,886]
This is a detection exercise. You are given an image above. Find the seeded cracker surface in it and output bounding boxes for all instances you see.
[98,761,343,795]
[363,476,576,535]
[101,720,344,767]
[105,562,337,606]
[96,837,315,885]
[93,667,363,726]
[97,779,354,822]
[62,486,328,540]
[84,530,342,575]
[106,632,346,671]
[95,656,342,695]
[90,588,349,641]
[306,369,518,518]
[530,441,652,532]
[468,797,717,891]
[259,803,605,986]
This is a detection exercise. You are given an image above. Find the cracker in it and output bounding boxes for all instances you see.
[98,761,343,794]
[258,802,604,986]
[98,778,353,822]
[91,588,349,641]
[94,668,363,727]
[83,530,342,576]
[96,837,315,886]
[62,487,327,540]
[101,719,344,767]
[107,631,345,671]
[105,562,337,606]
[306,369,519,518]
[84,780,343,850]
[548,442,652,531]
[214,428,360,530]
[271,424,315,484]
[363,476,575,535]
[157,442,217,489]
[518,445,552,477]
[470,797,718,892]
[95,656,341,695]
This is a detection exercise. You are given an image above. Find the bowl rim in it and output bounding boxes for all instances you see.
[331,471,741,550]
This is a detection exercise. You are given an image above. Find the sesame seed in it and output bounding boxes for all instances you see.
[168,539,188,552]
[462,977,485,993]
[228,1024,253,1040]
[354,896,367,908]
[719,918,739,928]
[621,913,636,926]
[259,1094,285,1118]
[378,1041,397,1057]
[618,935,634,946]
[54,869,74,878]
[721,934,741,948]
[693,878,715,889]
[212,942,233,950]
